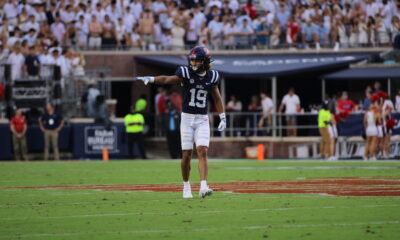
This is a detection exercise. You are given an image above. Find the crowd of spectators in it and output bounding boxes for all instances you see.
[1,44,85,81]
[0,0,399,53]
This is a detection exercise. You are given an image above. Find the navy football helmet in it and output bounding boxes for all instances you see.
[188,46,212,73]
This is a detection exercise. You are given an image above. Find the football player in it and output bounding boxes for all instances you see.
[134,46,226,198]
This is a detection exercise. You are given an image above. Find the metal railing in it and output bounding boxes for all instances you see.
[152,111,321,138]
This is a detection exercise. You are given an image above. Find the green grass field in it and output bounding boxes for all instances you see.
[1,160,400,240]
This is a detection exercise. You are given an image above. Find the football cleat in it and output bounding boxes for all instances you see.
[199,187,213,198]
[183,188,193,199]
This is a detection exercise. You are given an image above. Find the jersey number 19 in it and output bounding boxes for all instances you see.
[189,88,207,108]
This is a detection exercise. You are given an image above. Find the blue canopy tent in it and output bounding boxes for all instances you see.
[136,52,377,136]
[321,66,400,100]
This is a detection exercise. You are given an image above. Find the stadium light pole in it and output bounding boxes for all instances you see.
[271,76,277,137]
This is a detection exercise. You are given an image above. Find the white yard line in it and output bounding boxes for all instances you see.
[221,166,400,170]
[1,220,399,239]
[1,193,399,209]
[0,194,342,208]
[3,204,400,221]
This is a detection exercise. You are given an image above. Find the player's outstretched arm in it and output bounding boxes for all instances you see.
[133,75,182,85]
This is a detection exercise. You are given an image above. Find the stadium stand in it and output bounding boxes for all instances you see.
[0,0,399,52]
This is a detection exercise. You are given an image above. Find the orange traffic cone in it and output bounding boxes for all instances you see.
[257,144,265,162]
[102,145,109,162]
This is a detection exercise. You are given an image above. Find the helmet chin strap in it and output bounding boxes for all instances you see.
[197,71,206,77]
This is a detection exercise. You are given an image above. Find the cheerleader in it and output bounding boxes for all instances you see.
[364,96,380,161]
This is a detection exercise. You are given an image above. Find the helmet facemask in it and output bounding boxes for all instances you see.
[189,57,206,73]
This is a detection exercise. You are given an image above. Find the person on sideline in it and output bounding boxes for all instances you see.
[124,104,147,159]
[381,93,394,158]
[258,92,274,135]
[278,88,300,136]
[134,46,226,199]
[39,103,64,161]
[10,109,29,161]
[318,102,333,160]
[163,100,182,159]
[328,113,340,161]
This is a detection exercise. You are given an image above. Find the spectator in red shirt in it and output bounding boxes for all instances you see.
[157,88,168,115]
[286,15,300,45]
[242,0,257,19]
[9,109,29,161]
[169,88,182,113]
[336,91,358,119]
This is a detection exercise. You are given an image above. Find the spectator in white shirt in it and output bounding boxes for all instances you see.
[223,17,236,49]
[18,8,30,33]
[7,28,23,49]
[152,0,168,28]
[48,49,71,80]
[258,92,274,134]
[228,0,240,14]
[130,0,143,21]
[226,95,243,136]
[22,29,37,47]
[7,46,25,81]
[227,95,243,112]
[129,26,142,49]
[50,16,66,44]
[60,5,76,24]
[106,2,121,23]
[153,15,163,50]
[25,15,41,34]
[186,13,198,48]
[34,4,47,24]
[0,45,10,63]
[236,10,253,28]
[123,7,136,34]
[235,18,254,49]
[206,0,222,12]
[161,28,172,50]
[75,15,89,48]
[263,0,277,15]
[38,46,52,64]
[4,0,19,26]
[91,3,106,23]
[171,20,185,50]
[115,17,128,47]
[278,88,301,136]
[193,5,206,33]
[208,15,224,50]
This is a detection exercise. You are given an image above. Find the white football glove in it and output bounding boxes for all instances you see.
[133,76,154,85]
[218,113,227,132]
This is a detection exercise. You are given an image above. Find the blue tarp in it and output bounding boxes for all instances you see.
[135,53,377,78]
[322,67,400,80]
[0,123,139,160]
[338,113,400,136]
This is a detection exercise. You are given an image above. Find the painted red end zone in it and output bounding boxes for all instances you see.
[5,177,400,196]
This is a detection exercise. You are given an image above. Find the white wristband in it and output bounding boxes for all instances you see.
[219,113,226,120]
[149,76,155,83]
